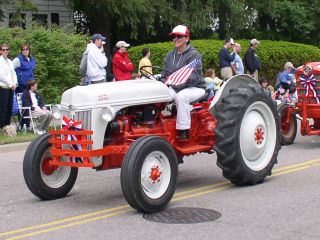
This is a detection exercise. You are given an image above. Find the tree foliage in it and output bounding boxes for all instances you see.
[0,0,36,23]
[70,0,320,46]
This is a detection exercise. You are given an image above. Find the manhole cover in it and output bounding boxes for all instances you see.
[143,207,221,224]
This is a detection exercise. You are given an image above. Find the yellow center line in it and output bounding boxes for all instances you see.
[0,204,130,237]
[1,158,320,239]
[5,209,131,240]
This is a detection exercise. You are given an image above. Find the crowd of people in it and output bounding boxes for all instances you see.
[0,25,302,138]
[0,43,52,135]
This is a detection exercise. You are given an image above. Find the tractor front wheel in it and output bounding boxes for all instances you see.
[120,136,178,213]
[23,133,78,200]
[278,103,297,145]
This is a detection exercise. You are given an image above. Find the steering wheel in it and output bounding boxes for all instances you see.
[139,66,172,81]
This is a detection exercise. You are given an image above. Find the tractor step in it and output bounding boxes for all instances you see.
[175,144,212,154]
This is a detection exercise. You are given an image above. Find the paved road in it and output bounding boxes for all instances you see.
[0,134,320,240]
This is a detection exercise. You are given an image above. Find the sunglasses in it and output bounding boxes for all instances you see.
[170,34,186,40]
[1,48,9,51]
[22,48,29,51]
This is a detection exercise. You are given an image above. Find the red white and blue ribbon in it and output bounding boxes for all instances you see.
[62,116,83,163]
[300,74,319,103]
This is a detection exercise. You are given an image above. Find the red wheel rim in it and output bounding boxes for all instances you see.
[254,127,264,144]
[42,158,58,175]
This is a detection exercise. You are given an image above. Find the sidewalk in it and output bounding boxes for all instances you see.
[0,141,30,153]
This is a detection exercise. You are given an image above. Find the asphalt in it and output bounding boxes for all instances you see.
[0,141,30,153]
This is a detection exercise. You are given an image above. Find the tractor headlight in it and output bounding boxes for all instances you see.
[101,106,116,122]
[52,105,62,120]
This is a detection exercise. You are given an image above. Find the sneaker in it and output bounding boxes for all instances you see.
[35,129,44,135]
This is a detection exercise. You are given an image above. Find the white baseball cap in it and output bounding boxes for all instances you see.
[169,25,190,37]
[250,39,260,45]
[116,41,130,48]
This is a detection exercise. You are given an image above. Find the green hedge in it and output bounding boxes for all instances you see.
[1,26,319,104]
[0,27,88,103]
[129,40,320,86]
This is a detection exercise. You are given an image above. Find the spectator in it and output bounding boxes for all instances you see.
[86,34,108,84]
[0,44,17,129]
[244,39,260,81]
[22,80,53,135]
[13,44,36,93]
[138,48,153,79]
[161,25,206,139]
[204,68,223,100]
[231,43,244,75]
[204,68,223,92]
[218,38,236,80]
[279,62,296,91]
[259,77,275,99]
[112,41,134,81]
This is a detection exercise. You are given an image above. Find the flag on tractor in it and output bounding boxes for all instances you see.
[165,57,201,86]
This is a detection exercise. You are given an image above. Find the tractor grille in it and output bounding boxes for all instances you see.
[61,110,92,131]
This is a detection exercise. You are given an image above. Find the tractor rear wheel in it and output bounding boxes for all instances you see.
[278,103,297,145]
[213,84,280,185]
[121,136,178,213]
[23,133,78,200]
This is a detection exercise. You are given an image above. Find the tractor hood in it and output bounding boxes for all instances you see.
[60,79,172,110]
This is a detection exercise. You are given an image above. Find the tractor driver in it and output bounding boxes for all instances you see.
[161,25,206,140]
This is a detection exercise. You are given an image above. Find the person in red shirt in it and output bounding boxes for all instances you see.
[112,41,135,81]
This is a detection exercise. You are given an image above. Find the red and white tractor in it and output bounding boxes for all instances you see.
[23,73,280,213]
[278,62,320,145]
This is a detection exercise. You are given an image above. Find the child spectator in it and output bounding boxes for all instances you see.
[22,80,53,135]
[204,69,223,90]
[258,77,275,99]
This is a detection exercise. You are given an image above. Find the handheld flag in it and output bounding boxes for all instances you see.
[165,57,201,86]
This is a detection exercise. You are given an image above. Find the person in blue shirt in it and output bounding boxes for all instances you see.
[13,44,36,93]
[218,38,236,80]
[231,43,244,75]
[279,62,296,91]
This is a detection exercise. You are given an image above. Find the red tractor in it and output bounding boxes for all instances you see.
[278,62,320,145]
[23,74,280,213]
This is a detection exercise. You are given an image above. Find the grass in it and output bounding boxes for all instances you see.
[0,131,37,145]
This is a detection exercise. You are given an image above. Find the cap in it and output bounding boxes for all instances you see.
[116,41,130,48]
[91,33,106,42]
[284,62,293,69]
[169,25,190,37]
[225,38,235,45]
[250,39,260,45]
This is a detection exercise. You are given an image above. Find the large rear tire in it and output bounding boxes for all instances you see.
[213,84,280,185]
[23,133,78,200]
[277,103,297,145]
[120,136,178,213]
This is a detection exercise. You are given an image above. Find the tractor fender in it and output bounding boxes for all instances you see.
[209,74,259,117]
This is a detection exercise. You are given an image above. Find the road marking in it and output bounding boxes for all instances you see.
[1,159,320,239]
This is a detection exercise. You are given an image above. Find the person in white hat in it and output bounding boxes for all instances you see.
[244,39,260,81]
[279,61,296,91]
[161,25,206,140]
[85,33,108,84]
[218,38,236,80]
[112,41,134,81]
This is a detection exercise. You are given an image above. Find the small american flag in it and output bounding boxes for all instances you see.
[165,57,201,86]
